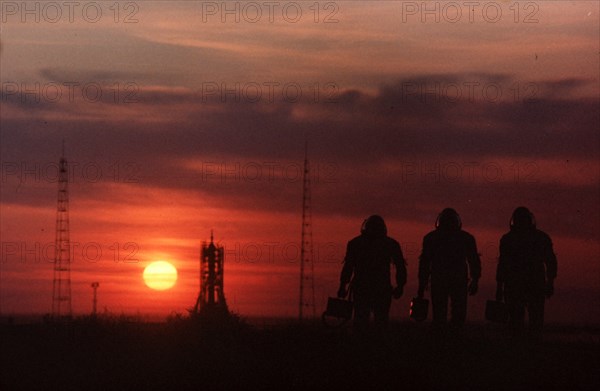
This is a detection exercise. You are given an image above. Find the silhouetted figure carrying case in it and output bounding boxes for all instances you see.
[485,300,509,323]
[410,297,429,322]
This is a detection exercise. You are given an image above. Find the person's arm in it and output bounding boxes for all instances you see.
[467,234,481,295]
[418,236,431,298]
[338,241,355,298]
[496,236,507,301]
[543,232,558,298]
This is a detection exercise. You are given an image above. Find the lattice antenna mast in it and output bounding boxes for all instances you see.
[52,141,72,318]
[299,138,316,321]
[91,282,99,316]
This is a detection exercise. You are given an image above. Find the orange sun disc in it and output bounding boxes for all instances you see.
[143,261,178,290]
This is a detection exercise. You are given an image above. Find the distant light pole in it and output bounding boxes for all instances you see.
[91,282,99,316]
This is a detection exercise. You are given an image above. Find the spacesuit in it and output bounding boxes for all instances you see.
[418,208,481,328]
[338,215,406,331]
[496,207,557,336]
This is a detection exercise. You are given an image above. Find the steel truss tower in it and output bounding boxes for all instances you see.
[52,143,72,318]
[193,231,228,316]
[299,141,316,321]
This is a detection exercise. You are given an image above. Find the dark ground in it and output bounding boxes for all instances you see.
[1,315,599,390]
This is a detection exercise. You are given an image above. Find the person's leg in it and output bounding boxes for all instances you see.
[449,279,468,328]
[431,280,449,327]
[373,290,392,329]
[527,293,545,337]
[506,288,526,337]
[352,294,370,333]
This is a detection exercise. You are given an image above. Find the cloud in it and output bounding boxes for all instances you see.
[2,73,598,243]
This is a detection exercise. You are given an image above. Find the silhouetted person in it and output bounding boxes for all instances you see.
[337,215,406,332]
[496,207,557,337]
[418,208,481,329]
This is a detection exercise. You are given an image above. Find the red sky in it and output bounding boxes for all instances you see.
[1,1,599,323]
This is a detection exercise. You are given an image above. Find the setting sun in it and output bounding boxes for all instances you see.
[143,261,178,291]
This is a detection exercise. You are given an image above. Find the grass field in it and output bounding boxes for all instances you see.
[1,315,598,390]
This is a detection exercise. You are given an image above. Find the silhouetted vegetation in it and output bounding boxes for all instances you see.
[1,316,598,390]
